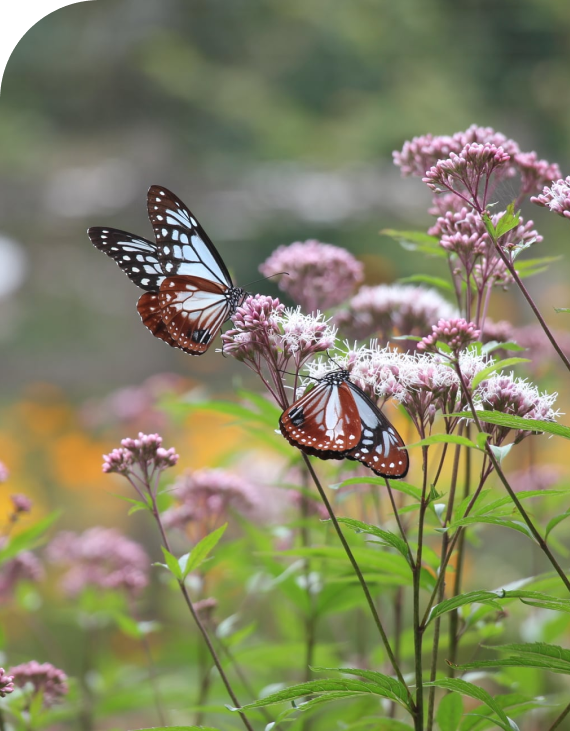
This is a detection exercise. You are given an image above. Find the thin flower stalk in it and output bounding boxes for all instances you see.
[102,436,255,731]
[453,362,570,594]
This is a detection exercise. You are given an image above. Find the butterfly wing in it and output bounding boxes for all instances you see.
[158,275,232,355]
[136,292,196,355]
[87,227,164,291]
[280,381,362,458]
[147,185,233,286]
[345,382,409,478]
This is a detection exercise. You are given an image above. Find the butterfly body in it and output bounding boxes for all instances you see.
[88,186,245,355]
[280,370,409,478]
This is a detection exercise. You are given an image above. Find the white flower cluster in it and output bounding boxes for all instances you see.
[275,307,337,356]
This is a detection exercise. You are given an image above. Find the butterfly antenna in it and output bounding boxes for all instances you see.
[326,350,344,370]
[242,271,289,289]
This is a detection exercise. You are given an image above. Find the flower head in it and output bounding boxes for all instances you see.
[162,469,259,532]
[10,494,32,514]
[47,527,149,597]
[259,240,363,312]
[394,125,519,179]
[531,176,570,220]
[423,143,511,208]
[335,284,458,345]
[0,669,13,697]
[102,432,178,492]
[514,152,561,196]
[473,373,560,444]
[9,661,68,708]
[418,318,481,355]
[222,295,337,406]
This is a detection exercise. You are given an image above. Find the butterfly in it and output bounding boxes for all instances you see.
[280,369,409,478]
[87,185,246,355]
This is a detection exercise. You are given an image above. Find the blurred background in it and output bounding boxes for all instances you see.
[1,1,570,727]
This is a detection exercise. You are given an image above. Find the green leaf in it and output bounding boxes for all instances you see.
[428,589,570,624]
[451,656,570,675]
[380,229,447,257]
[450,515,534,539]
[554,307,570,313]
[520,597,570,614]
[405,434,480,450]
[436,691,463,731]
[334,477,422,501]
[160,547,183,581]
[229,679,407,711]
[180,523,227,578]
[481,341,526,354]
[494,203,521,239]
[335,518,411,563]
[476,489,569,517]
[0,510,61,564]
[515,255,562,271]
[398,274,453,292]
[546,509,570,537]
[424,678,518,731]
[471,358,531,390]
[447,410,570,439]
[311,667,411,708]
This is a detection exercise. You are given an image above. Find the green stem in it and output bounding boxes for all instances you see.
[426,436,463,729]
[385,478,415,567]
[548,700,570,731]
[413,445,430,731]
[453,363,570,595]
[301,453,415,714]
[149,499,255,731]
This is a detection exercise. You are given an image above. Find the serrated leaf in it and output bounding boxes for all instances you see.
[428,589,570,624]
[229,678,407,711]
[424,678,518,731]
[335,518,411,563]
[436,691,463,731]
[494,203,521,239]
[450,515,533,539]
[161,547,183,581]
[446,410,570,439]
[181,523,227,578]
[311,667,411,708]
[471,358,531,390]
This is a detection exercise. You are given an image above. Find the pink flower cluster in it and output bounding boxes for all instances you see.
[103,432,179,475]
[259,240,363,312]
[423,143,511,208]
[418,318,481,354]
[222,294,337,406]
[9,661,68,707]
[532,176,570,219]
[47,527,149,597]
[163,469,259,531]
[0,462,8,484]
[0,668,13,697]
[395,125,558,197]
[335,284,457,344]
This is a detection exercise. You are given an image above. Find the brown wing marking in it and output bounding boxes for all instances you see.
[344,383,409,478]
[136,292,196,355]
[280,382,362,459]
[158,275,231,355]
